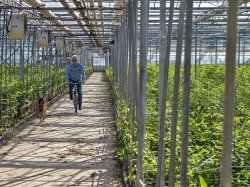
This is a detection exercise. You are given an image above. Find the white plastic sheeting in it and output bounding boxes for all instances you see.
[37,29,52,48]
[8,13,27,40]
[72,45,82,55]
[55,38,64,51]
[65,42,73,54]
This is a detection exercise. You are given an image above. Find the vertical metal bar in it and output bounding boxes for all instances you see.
[127,2,133,181]
[121,25,125,97]
[116,33,119,84]
[111,44,115,86]
[19,0,24,84]
[237,33,240,67]
[118,30,122,93]
[210,50,213,64]
[242,37,245,66]
[215,39,218,64]
[124,11,128,102]
[114,36,118,83]
[121,22,126,97]
[20,40,24,83]
[0,8,3,128]
[168,0,186,186]
[220,1,238,186]
[194,24,197,79]
[32,26,36,84]
[91,53,94,68]
[180,1,193,186]
[49,43,52,100]
[128,0,133,112]
[14,40,16,77]
[9,36,12,84]
[42,48,45,87]
[149,41,151,63]
[4,10,7,86]
[156,46,158,65]
[131,0,138,143]
[137,0,148,184]
[199,39,202,65]
[156,0,174,186]
[27,33,30,87]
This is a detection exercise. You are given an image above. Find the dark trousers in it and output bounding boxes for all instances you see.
[69,81,82,106]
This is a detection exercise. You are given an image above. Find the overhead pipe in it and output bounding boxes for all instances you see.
[24,0,70,35]
[73,0,100,46]
[24,0,71,34]
[59,0,94,46]
[194,0,248,23]
[98,0,104,46]
[89,0,101,43]
[24,0,85,45]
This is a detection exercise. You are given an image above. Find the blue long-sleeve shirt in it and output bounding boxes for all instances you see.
[65,63,85,82]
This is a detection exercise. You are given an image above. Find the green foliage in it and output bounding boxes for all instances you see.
[199,175,208,187]
[0,63,66,134]
[106,65,250,186]
[0,63,93,136]
[105,67,137,184]
[84,65,93,79]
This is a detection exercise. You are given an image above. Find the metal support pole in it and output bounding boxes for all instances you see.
[20,41,24,83]
[156,46,158,65]
[237,33,241,67]
[156,0,175,186]
[27,33,31,86]
[48,44,52,100]
[220,1,238,186]
[199,39,202,65]
[136,0,148,185]
[0,9,3,128]
[242,37,245,66]
[194,24,197,79]
[168,0,186,186]
[215,39,218,64]
[180,1,193,186]
[131,0,138,144]
[124,11,128,102]
[19,0,24,83]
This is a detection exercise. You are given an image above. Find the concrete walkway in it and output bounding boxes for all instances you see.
[0,72,122,187]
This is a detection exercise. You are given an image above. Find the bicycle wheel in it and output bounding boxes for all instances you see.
[73,90,78,115]
[76,94,78,114]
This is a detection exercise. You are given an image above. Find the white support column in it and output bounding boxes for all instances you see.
[168,0,186,186]
[180,1,193,186]
[220,1,238,186]
[156,0,175,186]
[136,0,148,185]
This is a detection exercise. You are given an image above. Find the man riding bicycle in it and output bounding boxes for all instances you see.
[65,55,85,110]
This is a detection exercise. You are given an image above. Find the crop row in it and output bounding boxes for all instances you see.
[0,64,93,136]
[106,64,250,186]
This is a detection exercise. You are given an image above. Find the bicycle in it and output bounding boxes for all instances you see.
[69,82,79,115]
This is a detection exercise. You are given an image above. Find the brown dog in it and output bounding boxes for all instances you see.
[36,96,47,122]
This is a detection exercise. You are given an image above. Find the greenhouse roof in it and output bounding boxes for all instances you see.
[0,0,250,49]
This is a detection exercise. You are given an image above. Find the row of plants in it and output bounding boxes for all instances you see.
[106,64,249,186]
[84,65,93,79]
[0,63,93,136]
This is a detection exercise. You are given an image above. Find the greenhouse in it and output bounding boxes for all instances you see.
[0,0,249,186]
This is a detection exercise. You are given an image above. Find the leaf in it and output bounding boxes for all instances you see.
[198,175,208,187]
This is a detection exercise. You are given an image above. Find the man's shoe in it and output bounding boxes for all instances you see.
[78,105,82,110]
[69,95,73,100]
